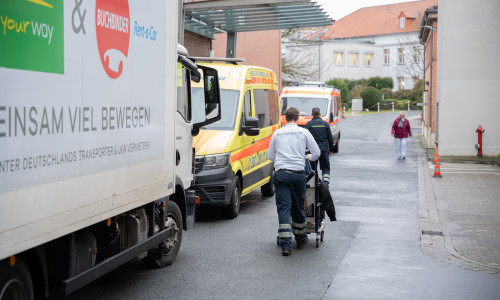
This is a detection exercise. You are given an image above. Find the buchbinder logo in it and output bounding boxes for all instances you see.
[95,0,130,79]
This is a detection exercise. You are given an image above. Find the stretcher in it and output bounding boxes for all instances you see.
[276,161,325,248]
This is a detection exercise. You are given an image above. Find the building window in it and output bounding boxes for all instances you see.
[349,52,359,66]
[398,48,405,64]
[412,45,420,63]
[384,49,390,65]
[413,76,419,85]
[333,52,343,65]
[400,17,405,29]
[397,77,405,90]
[363,53,373,66]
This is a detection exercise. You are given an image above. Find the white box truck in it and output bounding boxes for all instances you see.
[0,0,220,298]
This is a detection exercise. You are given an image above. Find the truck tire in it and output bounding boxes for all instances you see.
[0,258,34,300]
[224,176,240,219]
[142,201,183,268]
[261,176,274,197]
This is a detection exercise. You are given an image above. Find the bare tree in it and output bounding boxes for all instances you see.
[395,33,425,79]
[281,28,323,86]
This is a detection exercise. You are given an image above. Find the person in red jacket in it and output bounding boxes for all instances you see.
[391,111,412,159]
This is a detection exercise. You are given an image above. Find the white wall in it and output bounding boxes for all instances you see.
[437,0,500,156]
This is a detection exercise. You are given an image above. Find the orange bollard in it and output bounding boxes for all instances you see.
[432,163,443,178]
[432,147,439,164]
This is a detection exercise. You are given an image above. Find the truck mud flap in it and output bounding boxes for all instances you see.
[185,189,196,229]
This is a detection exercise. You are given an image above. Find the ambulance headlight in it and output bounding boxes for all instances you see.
[202,152,230,170]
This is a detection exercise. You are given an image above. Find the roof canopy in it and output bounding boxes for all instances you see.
[184,0,333,38]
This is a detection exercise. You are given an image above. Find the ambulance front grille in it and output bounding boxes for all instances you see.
[196,186,226,202]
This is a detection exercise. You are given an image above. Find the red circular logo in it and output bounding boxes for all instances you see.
[95,0,130,79]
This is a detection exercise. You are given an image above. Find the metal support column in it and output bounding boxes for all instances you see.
[178,0,185,44]
[226,32,237,58]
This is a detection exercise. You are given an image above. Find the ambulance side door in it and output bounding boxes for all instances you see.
[251,88,278,185]
[239,89,256,186]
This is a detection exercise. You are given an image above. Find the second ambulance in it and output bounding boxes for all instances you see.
[280,83,342,153]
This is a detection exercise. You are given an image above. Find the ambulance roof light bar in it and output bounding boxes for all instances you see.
[290,82,335,88]
[190,57,245,65]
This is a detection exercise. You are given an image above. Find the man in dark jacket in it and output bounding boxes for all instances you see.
[391,111,412,159]
[306,107,334,186]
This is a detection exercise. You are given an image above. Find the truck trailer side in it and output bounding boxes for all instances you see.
[0,0,220,298]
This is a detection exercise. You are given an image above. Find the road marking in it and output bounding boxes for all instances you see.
[439,172,500,175]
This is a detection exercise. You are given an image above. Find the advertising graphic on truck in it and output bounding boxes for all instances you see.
[0,0,220,298]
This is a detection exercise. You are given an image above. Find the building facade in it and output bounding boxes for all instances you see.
[212,31,282,90]
[284,0,437,90]
[430,0,500,156]
[420,6,438,146]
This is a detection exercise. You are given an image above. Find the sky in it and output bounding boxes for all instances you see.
[315,0,414,21]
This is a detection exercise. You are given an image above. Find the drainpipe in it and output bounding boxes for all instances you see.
[419,39,426,133]
[421,24,436,145]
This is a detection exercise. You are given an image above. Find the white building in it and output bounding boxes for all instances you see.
[283,0,438,90]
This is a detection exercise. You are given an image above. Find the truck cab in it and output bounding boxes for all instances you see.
[175,45,220,228]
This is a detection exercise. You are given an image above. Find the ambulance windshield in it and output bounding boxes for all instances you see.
[280,97,329,116]
[192,88,240,130]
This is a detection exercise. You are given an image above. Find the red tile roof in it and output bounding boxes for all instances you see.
[309,0,438,40]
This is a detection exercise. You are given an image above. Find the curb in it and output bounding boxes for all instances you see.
[416,138,500,274]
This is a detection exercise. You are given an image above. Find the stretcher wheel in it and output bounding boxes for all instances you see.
[277,235,280,246]
[316,238,319,248]
[320,231,324,242]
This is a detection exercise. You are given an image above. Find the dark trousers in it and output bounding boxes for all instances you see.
[318,148,330,176]
[273,172,307,250]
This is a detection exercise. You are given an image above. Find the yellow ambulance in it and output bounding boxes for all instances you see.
[191,60,280,218]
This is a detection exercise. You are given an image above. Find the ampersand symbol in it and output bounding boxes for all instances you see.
[72,0,86,34]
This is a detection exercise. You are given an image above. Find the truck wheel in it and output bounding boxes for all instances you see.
[224,176,240,219]
[261,176,275,197]
[143,201,183,268]
[0,258,34,300]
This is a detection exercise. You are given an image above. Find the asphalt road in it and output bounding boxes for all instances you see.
[67,111,500,299]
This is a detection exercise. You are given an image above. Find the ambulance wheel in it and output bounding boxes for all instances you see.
[142,201,183,268]
[332,140,339,153]
[261,176,275,197]
[224,177,241,219]
[0,258,34,300]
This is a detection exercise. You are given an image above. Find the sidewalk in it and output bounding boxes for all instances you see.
[417,142,500,274]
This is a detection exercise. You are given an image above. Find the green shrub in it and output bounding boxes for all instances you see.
[349,84,365,100]
[345,78,368,91]
[383,99,409,110]
[380,88,393,100]
[368,76,394,90]
[325,78,350,108]
[360,86,381,110]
